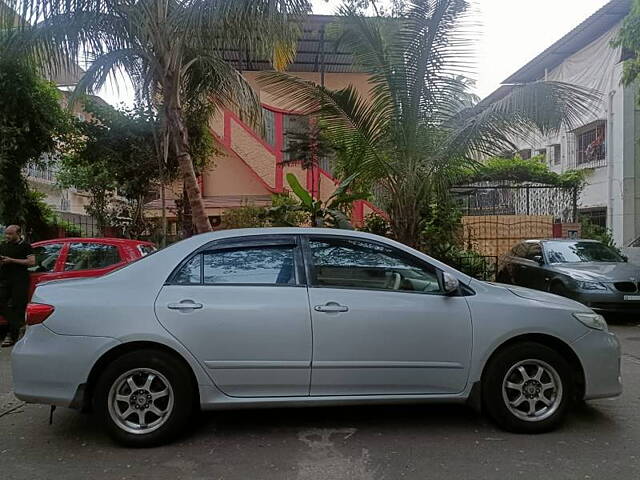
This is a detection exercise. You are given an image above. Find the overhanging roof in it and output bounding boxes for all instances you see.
[502,0,631,84]
[224,15,359,74]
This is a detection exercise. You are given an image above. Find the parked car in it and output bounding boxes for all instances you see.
[0,237,156,329]
[496,239,640,314]
[12,229,621,446]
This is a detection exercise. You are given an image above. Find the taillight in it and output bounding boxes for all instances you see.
[26,303,55,326]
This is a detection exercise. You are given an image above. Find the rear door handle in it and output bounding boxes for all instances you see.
[168,300,203,311]
[314,303,349,313]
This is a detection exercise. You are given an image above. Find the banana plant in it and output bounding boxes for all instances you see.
[268,172,365,228]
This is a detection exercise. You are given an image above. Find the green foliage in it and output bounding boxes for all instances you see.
[456,156,588,188]
[268,173,364,229]
[23,190,82,241]
[419,199,463,260]
[259,1,598,246]
[359,213,391,236]
[8,0,312,233]
[220,194,307,230]
[580,216,620,253]
[58,99,167,237]
[613,0,640,88]
[220,204,270,229]
[0,58,73,227]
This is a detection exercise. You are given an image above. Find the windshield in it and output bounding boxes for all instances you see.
[544,241,624,264]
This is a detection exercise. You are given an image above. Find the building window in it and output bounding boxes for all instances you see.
[518,149,532,160]
[283,114,310,163]
[262,107,275,147]
[577,122,606,166]
[552,144,561,165]
[578,207,607,229]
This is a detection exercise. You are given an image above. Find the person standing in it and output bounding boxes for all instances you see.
[0,225,35,347]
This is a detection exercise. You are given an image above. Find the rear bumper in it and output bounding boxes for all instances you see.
[572,329,622,400]
[11,324,118,408]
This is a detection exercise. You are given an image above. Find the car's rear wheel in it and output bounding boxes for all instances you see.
[94,349,194,447]
[482,342,574,433]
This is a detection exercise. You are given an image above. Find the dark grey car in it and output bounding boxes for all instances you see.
[497,239,640,314]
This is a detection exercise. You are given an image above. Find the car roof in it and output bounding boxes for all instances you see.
[32,237,155,246]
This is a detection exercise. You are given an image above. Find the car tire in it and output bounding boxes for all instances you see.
[482,342,574,433]
[93,349,194,447]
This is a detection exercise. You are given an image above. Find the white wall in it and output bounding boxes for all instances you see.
[510,25,640,246]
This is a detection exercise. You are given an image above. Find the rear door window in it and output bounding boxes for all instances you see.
[511,243,528,258]
[29,243,64,273]
[524,243,543,261]
[64,243,122,271]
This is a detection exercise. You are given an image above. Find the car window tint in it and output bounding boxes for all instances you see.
[308,237,440,293]
[512,244,527,258]
[524,243,542,260]
[137,245,157,257]
[203,246,296,285]
[545,241,624,263]
[174,254,202,284]
[29,243,63,273]
[64,243,121,271]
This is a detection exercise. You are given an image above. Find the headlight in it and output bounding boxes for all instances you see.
[576,281,607,291]
[573,312,608,331]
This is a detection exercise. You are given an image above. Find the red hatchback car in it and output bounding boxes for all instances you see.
[0,237,155,327]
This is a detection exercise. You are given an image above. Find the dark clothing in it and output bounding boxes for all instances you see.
[0,240,33,281]
[0,240,32,341]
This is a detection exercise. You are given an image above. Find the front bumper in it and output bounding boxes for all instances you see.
[11,324,119,407]
[572,290,640,314]
[571,329,622,400]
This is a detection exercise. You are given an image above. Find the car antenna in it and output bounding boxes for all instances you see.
[49,405,56,425]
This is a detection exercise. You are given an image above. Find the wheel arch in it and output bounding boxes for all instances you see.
[81,341,201,412]
[481,333,586,401]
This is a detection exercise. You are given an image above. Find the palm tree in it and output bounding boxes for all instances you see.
[259,0,599,246]
[3,0,310,233]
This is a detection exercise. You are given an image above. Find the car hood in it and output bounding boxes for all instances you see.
[550,262,640,282]
[488,282,590,311]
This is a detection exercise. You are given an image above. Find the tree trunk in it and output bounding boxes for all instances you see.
[181,185,194,238]
[390,199,420,249]
[164,84,211,234]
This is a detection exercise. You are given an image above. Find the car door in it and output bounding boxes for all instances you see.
[522,242,548,290]
[304,235,472,396]
[511,243,537,287]
[154,235,312,398]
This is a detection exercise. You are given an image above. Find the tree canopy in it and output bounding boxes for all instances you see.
[0,56,73,228]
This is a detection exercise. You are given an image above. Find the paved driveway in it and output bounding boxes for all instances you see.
[0,325,639,480]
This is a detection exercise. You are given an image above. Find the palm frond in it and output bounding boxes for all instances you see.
[445,81,602,157]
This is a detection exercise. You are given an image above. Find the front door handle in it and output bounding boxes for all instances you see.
[168,300,203,311]
[314,303,349,313]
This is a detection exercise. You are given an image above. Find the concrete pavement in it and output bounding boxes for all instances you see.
[0,325,639,480]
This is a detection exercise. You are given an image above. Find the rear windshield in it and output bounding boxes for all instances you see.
[544,241,624,264]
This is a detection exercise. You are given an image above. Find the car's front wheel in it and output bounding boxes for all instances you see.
[482,342,574,433]
[94,349,194,447]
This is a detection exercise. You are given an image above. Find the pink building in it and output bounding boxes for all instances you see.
[145,16,382,233]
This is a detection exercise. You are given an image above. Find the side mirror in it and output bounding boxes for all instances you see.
[442,272,460,294]
[533,255,544,265]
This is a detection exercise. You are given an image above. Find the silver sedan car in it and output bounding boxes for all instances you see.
[12,229,622,446]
